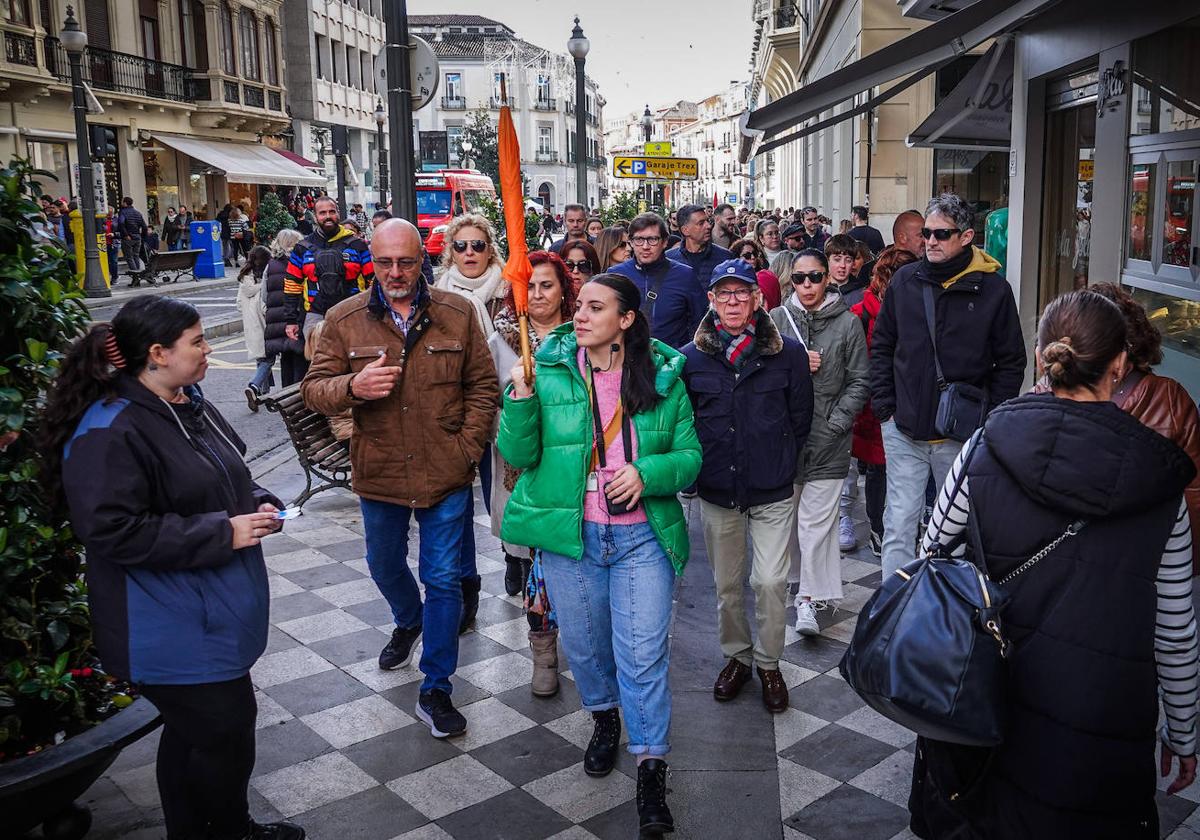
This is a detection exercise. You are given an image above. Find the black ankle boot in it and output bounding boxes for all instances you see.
[459,575,481,635]
[503,552,525,596]
[584,708,621,777]
[637,758,674,834]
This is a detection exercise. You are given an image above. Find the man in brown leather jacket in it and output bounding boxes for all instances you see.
[301,219,498,739]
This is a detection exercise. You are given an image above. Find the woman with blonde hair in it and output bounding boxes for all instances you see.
[593,226,631,272]
[435,212,507,337]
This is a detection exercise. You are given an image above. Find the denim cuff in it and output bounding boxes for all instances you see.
[627,743,670,756]
[579,700,620,713]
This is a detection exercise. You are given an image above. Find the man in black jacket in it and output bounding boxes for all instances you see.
[681,259,813,713]
[666,204,733,293]
[869,193,1026,577]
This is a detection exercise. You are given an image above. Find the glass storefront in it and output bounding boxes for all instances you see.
[26,140,70,200]
[142,146,181,226]
[1038,91,1096,312]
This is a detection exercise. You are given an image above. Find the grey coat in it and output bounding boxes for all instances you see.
[770,293,869,483]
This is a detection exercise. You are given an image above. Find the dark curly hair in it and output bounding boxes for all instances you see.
[1088,282,1163,372]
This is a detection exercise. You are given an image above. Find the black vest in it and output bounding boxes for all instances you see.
[960,395,1194,838]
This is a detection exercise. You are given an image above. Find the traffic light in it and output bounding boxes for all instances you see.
[89,125,117,158]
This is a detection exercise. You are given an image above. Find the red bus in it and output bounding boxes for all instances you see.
[415,169,497,257]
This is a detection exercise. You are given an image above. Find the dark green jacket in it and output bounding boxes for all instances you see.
[496,324,702,573]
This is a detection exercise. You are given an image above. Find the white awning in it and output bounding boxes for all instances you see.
[153,134,328,187]
[906,36,1014,150]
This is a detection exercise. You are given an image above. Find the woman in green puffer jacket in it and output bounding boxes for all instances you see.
[497,273,701,837]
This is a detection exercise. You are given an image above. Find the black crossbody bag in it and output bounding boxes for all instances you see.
[922,284,988,442]
[589,375,638,516]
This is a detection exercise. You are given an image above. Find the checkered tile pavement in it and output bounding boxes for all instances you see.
[70,476,1200,840]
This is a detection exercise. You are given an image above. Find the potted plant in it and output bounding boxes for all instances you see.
[0,160,161,839]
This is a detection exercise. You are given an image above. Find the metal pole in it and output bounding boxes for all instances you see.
[574,56,587,207]
[376,121,388,209]
[69,52,109,297]
[335,152,347,213]
[385,0,417,221]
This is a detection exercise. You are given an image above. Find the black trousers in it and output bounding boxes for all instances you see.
[859,459,887,535]
[140,675,257,840]
[279,351,309,388]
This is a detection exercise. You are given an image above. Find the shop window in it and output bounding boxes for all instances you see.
[1130,15,1200,137]
[1128,161,1155,262]
[26,141,69,199]
[1163,160,1196,268]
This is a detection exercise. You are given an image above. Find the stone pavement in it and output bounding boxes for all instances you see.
[62,451,1200,840]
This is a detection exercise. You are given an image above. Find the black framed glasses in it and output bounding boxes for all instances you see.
[794,270,827,286]
[738,250,756,260]
[452,239,488,253]
[713,287,754,302]
[563,259,592,272]
[631,235,663,246]
[921,227,962,242]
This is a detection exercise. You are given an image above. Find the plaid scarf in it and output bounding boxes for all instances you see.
[714,315,757,370]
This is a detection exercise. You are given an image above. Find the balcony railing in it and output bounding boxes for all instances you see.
[243,85,264,108]
[488,96,515,109]
[187,76,211,100]
[45,37,193,102]
[776,5,798,28]
[441,95,466,109]
[535,150,558,163]
[4,30,37,67]
[268,89,281,111]
[533,97,556,111]
[223,80,240,104]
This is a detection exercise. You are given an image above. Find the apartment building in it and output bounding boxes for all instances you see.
[669,82,751,208]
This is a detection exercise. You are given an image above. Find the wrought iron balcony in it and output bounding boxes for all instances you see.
[44,37,194,102]
[533,97,556,111]
[243,85,265,108]
[441,95,466,109]
[535,150,558,163]
[488,96,516,109]
[4,30,36,67]
[776,4,799,29]
[223,80,240,104]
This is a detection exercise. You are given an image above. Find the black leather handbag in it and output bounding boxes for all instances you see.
[839,434,1087,747]
[923,284,988,442]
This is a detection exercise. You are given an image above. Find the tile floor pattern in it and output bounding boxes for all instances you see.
[66,484,1200,840]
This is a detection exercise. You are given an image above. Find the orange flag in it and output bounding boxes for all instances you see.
[498,101,531,313]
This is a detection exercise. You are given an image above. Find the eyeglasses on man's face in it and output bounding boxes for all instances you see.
[921,227,962,242]
[631,235,663,246]
[373,257,422,272]
[452,239,488,253]
[713,287,754,303]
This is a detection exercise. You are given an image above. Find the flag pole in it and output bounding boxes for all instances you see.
[497,72,534,383]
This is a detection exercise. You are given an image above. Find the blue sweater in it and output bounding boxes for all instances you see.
[608,255,708,349]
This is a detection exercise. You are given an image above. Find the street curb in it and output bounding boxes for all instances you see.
[86,276,239,307]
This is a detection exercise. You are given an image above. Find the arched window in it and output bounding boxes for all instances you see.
[238,8,259,81]
[264,18,278,86]
[218,2,235,75]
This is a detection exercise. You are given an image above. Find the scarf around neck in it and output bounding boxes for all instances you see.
[714,313,757,370]
[436,261,506,303]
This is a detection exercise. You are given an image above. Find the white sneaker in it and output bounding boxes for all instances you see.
[838,515,857,552]
[794,598,820,636]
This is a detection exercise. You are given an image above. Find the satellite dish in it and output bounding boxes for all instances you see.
[373,35,439,111]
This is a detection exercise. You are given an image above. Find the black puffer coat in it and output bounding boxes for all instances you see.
[264,256,304,357]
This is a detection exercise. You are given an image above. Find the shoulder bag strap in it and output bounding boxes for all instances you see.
[922,283,947,391]
[781,305,807,351]
[926,431,985,551]
[640,264,666,320]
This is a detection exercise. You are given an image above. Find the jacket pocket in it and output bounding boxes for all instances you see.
[751,369,789,425]
[348,344,389,371]
[425,340,464,384]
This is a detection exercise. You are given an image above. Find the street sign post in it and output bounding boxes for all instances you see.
[643,141,673,157]
[612,156,698,180]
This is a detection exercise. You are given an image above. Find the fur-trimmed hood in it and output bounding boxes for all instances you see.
[692,308,783,358]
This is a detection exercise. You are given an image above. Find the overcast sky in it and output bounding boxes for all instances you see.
[406,0,756,119]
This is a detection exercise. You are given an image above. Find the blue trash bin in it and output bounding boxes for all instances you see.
[190,220,226,279]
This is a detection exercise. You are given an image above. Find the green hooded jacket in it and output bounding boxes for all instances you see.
[496,323,702,574]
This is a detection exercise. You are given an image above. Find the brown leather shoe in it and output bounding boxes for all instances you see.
[713,659,753,702]
[758,666,789,713]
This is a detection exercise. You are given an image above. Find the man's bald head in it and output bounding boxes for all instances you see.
[371,218,425,303]
[371,217,423,252]
[893,210,926,258]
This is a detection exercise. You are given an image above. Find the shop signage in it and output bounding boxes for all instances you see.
[70,163,108,214]
[1097,60,1126,119]
[644,141,673,157]
[1078,159,1094,182]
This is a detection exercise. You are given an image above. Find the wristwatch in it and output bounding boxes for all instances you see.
[346,375,357,399]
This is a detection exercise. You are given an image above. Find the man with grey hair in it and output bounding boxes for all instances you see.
[549,203,592,254]
[302,218,498,740]
[868,193,1026,577]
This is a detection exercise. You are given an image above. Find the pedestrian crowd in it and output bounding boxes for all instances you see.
[44,190,1200,840]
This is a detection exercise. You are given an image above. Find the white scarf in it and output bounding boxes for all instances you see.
[435,261,507,303]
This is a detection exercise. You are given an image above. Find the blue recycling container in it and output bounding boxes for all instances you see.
[191,220,225,279]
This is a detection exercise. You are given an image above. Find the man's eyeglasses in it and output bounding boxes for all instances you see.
[563,259,592,272]
[630,235,663,246]
[373,257,421,271]
[921,227,962,242]
[713,287,754,302]
[452,239,488,253]
[793,271,827,286]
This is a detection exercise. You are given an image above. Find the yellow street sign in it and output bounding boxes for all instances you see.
[644,141,673,157]
[612,156,698,181]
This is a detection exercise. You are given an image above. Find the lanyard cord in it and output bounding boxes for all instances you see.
[587,367,631,471]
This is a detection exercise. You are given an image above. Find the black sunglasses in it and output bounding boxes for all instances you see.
[452,239,488,253]
[794,270,827,286]
[921,227,962,242]
[738,250,756,260]
[563,259,592,272]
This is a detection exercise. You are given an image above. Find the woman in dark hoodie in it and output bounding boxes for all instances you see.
[909,289,1198,839]
[40,296,305,840]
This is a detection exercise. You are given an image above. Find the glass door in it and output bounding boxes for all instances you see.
[1038,103,1096,313]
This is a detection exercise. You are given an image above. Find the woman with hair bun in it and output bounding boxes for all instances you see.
[39,296,303,840]
[497,273,701,836]
[909,289,1199,839]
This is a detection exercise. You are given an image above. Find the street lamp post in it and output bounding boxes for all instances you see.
[640,105,653,211]
[384,0,417,221]
[60,6,108,298]
[374,100,388,210]
[567,18,589,208]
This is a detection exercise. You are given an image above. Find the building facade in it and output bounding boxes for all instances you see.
[669,83,751,209]
[604,100,697,205]
[407,15,606,211]
[281,0,386,210]
[0,0,318,226]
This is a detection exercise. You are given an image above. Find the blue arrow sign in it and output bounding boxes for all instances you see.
[632,160,646,175]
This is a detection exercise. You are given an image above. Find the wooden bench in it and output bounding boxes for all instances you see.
[255,384,352,508]
[130,248,204,285]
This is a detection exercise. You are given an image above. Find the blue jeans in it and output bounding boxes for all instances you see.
[360,488,472,694]
[880,420,962,577]
[541,521,676,756]
[249,356,275,393]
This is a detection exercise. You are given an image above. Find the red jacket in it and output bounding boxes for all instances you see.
[850,290,885,464]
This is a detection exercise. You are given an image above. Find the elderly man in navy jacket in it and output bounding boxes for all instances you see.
[681,259,814,713]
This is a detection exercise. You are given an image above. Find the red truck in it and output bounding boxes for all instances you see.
[415,169,498,257]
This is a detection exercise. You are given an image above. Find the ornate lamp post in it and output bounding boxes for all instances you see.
[459,138,473,171]
[567,18,590,207]
[640,105,654,209]
[61,6,109,297]
[374,99,388,210]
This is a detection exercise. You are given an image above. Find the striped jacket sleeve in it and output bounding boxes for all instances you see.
[283,241,307,325]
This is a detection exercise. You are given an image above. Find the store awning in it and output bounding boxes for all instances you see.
[273,148,324,171]
[907,36,1014,150]
[154,134,328,187]
[739,0,1059,162]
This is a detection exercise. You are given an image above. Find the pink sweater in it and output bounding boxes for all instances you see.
[579,350,649,525]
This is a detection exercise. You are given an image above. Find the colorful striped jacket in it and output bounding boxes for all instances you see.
[283,225,373,323]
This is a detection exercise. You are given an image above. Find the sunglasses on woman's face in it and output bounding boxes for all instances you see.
[563,259,592,272]
[452,239,488,254]
[738,250,756,260]
[794,271,827,286]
